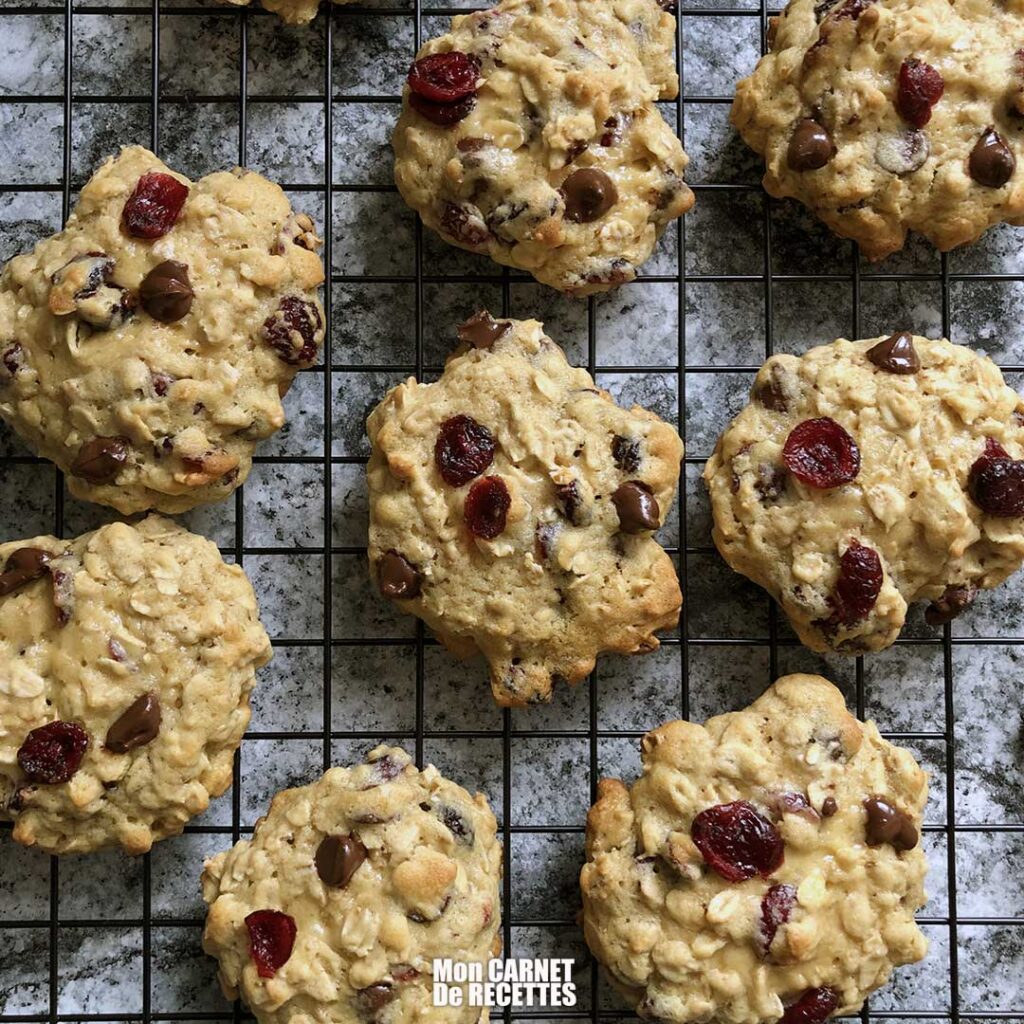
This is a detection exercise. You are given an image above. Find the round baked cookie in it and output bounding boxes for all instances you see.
[201,746,501,1024]
[0,145,325,515]
[215,0,351,24]
[581,674,928,1024]
[732,0,1024,260]
[367,312,683,706]
[0,516,271,855]
[704,333,1024,654]
[392,0,694,295]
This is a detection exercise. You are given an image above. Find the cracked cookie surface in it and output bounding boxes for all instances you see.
[0,516,271,855]
[704,334,1024,654]
[366,313,683,706]
[392,0,694,294]
[581,674,928,1024]
[0,145,325,514]
[732,0,1024,260]
[201,746,501,1024]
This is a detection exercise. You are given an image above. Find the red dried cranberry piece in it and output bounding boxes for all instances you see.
[261,296,322,366]
[968,437,1024,517]
[435,414,496,486]
[832,540,883,625]
[409,91,476,126]
[691,800,784,882]
[408,52,479,103]
[17,721,89,784]
[782,418,860,489]
[121,172,189,240]
[781,987,840,1024]
[896,58,944,128]
[759,882,797,955]
[245,909,297,978]
[464,476,510,539]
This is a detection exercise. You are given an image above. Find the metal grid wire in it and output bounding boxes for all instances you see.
[0,0,1021,1020]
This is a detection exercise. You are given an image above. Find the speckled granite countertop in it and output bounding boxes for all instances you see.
[0,0,1021,1018]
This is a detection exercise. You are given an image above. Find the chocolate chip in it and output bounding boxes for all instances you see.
[457,310,511,350]
[863,796,918,850]
[71,436,130,484]
[924,583,977,625]
[755,463,788,503]
[0,547,51,597]
[611,435,641,473]
[561,168,618,223]
[612,481,660,533]
[315,834,368,887]
[821,796,838,818]
[377,551,421,600]
[866,331,920,374]
[787,118,834,171]
[753,363,792,412]
[438,804,475,846]
[105,693,161,753]
[2,342,24,378]
[139,260,193,323]
[358,983,395,1012]
[969,127,1016,188]
[555,480,589,526]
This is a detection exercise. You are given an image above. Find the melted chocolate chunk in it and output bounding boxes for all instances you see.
[612,435,641,472]
[457,310,511,350]
[924,583,976,625]
[139,260,193,323]
[866,331,920,374]
[377,551,421,600]
[315,834,368,887]
[0,547,51,597]
[787,119,834,171]
[561,168,618,223]
[611,481,660,533]
[105,693,161,753]
[555,480,588,526]
[863,796,918,850]
[71,436,130,484]
[969,127,1016,188]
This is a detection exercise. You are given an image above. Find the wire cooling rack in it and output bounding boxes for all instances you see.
[1,0,1023,1020]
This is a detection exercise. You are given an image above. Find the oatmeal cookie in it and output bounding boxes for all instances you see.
[367,312,683,706]
[581,674,928,1024]
[732,0,1024,260]
[0,145,325,514]
[704,333,1024,653]
[392,0,694,294]
[201,746,501,1024]
[0,516,271,855]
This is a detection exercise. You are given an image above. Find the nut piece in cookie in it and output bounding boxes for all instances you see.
[392,0,694,295]
[732,0,1024,259]
[201,746,502,1024]
[0,145,325,514]
[580,674,928,1024]
[704,334,1024,654]
[366,313,683,706]
[0,516,271,855]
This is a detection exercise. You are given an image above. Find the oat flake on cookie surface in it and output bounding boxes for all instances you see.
[201,746,501,1024]
[704,333,1024,654]
[732,0,1024,260]
[581,674,928,1024]
[366,312,683,707]
[0,516,271,856]
[0,145,325,515]
[392,0,694,294]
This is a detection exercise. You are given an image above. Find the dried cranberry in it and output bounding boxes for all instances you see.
[968,437,1024,517]
[409,92,476,126]
[896,58,944,128]
[17,721,89,784]
[781,987,840,1024]
[464,476,510,539]
[2,343,24,377]
[121,172,189,239]
[782,418,860,489]
[408,52,479,103]
[759,883,797,955]
[245,909,296,978]
[261,296,322,366]
[831,540,883,625]
[691,801,784,882]
[434,414,496,486]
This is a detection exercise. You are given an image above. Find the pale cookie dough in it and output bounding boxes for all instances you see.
[201,746,501,1024]
[732,0,1024,260]
[367,313,683,706]
[581,674,928,1024]
[0,516,271,855]
[0,145,325,514]
[704,334,1024,654]
[215,0,350,24]
[392,0,694,295]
